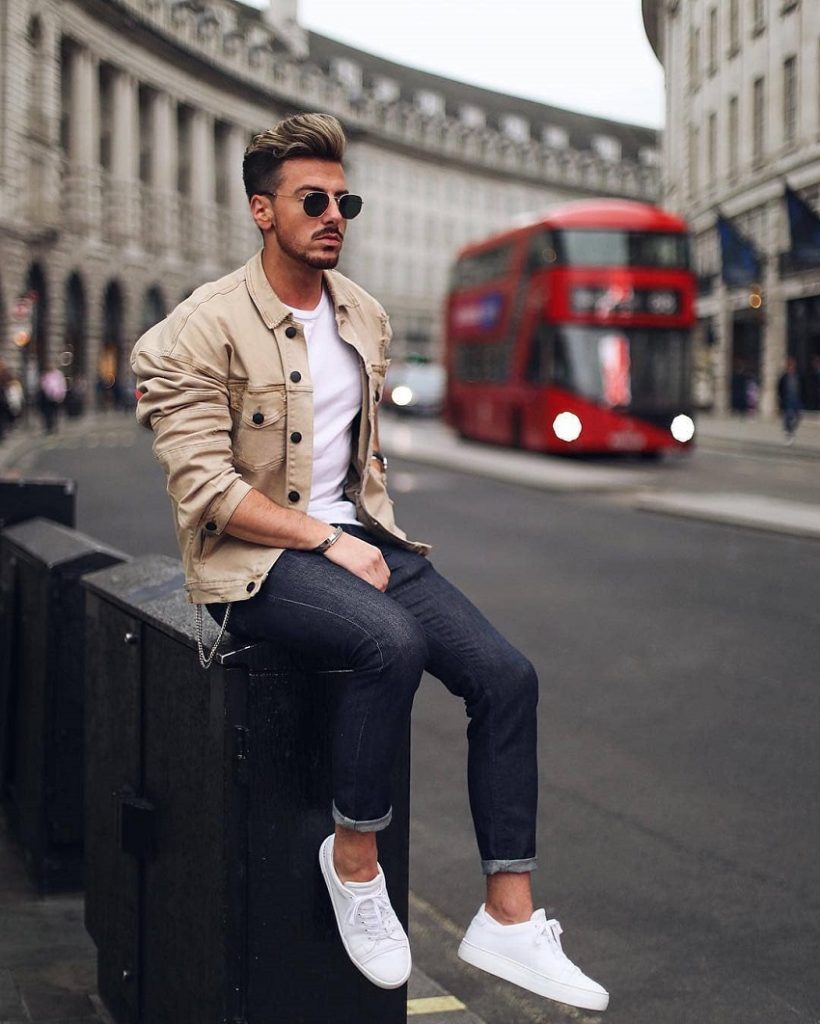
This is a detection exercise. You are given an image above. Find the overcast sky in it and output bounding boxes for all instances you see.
[248,0,664,129]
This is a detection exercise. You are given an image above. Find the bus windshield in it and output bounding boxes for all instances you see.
[527,324,690,409]
[552,230,689,269]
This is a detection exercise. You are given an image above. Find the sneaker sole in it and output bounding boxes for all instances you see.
[318,837,411,991]
[457,937,609,1012]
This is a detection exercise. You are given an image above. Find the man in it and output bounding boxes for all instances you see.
[777,355,801,444]
[131,113,608,1013]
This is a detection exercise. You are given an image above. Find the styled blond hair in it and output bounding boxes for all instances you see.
[243,113,347,199]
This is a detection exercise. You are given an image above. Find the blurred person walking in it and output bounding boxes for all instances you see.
[778,356,802,444]
[38,365,67,434]
[132,112,609,1013]
[0,359,13,441]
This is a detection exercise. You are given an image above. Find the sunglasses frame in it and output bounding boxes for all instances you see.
[258,190,363,219]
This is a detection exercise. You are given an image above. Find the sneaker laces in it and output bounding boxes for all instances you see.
[534,918,584,976]
[345,888,403,941]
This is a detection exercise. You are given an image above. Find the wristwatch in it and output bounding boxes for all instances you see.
[313,525,344,554]
[371,450,388,470]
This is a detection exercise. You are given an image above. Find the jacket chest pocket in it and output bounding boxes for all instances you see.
[230,387,287,470]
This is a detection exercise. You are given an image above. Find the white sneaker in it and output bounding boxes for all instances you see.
[318,834,411,990]
[458,904,609,1012]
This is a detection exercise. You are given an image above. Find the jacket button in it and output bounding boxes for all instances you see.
[205,521,217,531]
[288,490,300,503]
[290,431,302,443]
[285,325,297,338]
[246,582,255,593]
[290,370,302,383]
[252,412,264,424]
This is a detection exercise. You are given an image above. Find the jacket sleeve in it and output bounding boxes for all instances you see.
[131,322,251,537]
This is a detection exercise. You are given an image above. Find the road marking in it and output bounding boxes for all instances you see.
[407,995,466,1015]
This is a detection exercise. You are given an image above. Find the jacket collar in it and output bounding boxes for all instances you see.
[245,250,360,329]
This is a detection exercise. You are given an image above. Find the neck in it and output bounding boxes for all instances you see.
[261,242,324,309]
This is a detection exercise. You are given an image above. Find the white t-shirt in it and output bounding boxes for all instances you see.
[286,289,361,525]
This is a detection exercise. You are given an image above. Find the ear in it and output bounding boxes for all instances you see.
[249,195,273,233]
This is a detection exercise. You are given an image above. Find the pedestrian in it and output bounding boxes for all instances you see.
[38,364,67,434]
[730,358,749,415]
[131,113,608,1013]
[0,359,12,442]
[777,355,802,444]
[807,353,820,411]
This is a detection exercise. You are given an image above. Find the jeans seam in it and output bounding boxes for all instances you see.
[249,592,386,671]
[248,590,388,823]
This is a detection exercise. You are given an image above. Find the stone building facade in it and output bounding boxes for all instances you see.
[644,0,820,416]
[0,0,659,407]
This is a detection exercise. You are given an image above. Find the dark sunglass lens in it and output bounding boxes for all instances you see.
[338,194,363,219]
[303,192,330,217]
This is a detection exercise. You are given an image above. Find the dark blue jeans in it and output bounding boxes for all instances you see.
[209,524,538,875]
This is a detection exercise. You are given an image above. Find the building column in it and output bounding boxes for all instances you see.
[227,123,252,262]
[150,91,178,254]
[761,256,786,420]
[67,45,101,234]
[190,109,217,259]
[714,280,732,416]
[109,69,140,244]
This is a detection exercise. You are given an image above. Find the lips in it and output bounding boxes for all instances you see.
[315,232,342,244]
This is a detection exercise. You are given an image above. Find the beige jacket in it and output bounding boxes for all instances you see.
[131,250,430,604]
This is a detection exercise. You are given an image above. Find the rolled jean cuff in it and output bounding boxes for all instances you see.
[481,857,538,876]
[332,802,392,833]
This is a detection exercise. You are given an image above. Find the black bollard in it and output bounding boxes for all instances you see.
[0,517,126,890]
[83,555,410,1024]
[0,477,76,530]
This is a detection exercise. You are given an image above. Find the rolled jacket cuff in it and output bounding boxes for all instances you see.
[332,801,392,833]
[203,476,253,535]
[481,857,538,876]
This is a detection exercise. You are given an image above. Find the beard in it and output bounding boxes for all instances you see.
[277,228,343,270]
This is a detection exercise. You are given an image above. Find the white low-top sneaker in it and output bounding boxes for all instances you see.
[318,834,412,990]
[458,904,609,1012]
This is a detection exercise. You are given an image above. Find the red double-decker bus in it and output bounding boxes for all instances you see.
[443,199,696,455]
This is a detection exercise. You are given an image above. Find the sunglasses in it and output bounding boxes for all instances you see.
[259,190,364,219]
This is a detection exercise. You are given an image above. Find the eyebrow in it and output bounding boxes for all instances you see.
[295,185,350,196]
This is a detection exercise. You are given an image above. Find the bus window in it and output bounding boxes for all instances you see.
[451,244,515,289]
[455,342,512,383]
[553,230,690,269]
[526,231,558,272]
[524,323,690,408]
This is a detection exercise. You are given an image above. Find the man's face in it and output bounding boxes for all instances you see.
[265,158,350,271]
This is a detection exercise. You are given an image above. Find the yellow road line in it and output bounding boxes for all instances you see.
[407,995,467,1015]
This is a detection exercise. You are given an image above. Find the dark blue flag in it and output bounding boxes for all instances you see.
[716,214,762,287]
[785,186,820,268]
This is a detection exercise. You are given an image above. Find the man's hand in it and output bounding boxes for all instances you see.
[323,532,390,591]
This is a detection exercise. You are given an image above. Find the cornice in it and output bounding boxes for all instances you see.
[60,0,659,201]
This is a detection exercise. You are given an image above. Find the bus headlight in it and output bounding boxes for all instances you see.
[391,385,414,407]
[553,411,582,442]
[670,414,695,443]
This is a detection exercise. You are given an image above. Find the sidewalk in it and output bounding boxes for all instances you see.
[2,408,820,477]
[695,410,820,458]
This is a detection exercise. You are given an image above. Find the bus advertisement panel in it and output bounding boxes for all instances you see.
[444,199,696,455]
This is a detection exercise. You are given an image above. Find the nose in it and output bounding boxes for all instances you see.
[322,199,344,226]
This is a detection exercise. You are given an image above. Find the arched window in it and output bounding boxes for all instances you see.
[99,280,126,408]
[25,263,49,371]
[64,273,87,375]
[142,285,167,332]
